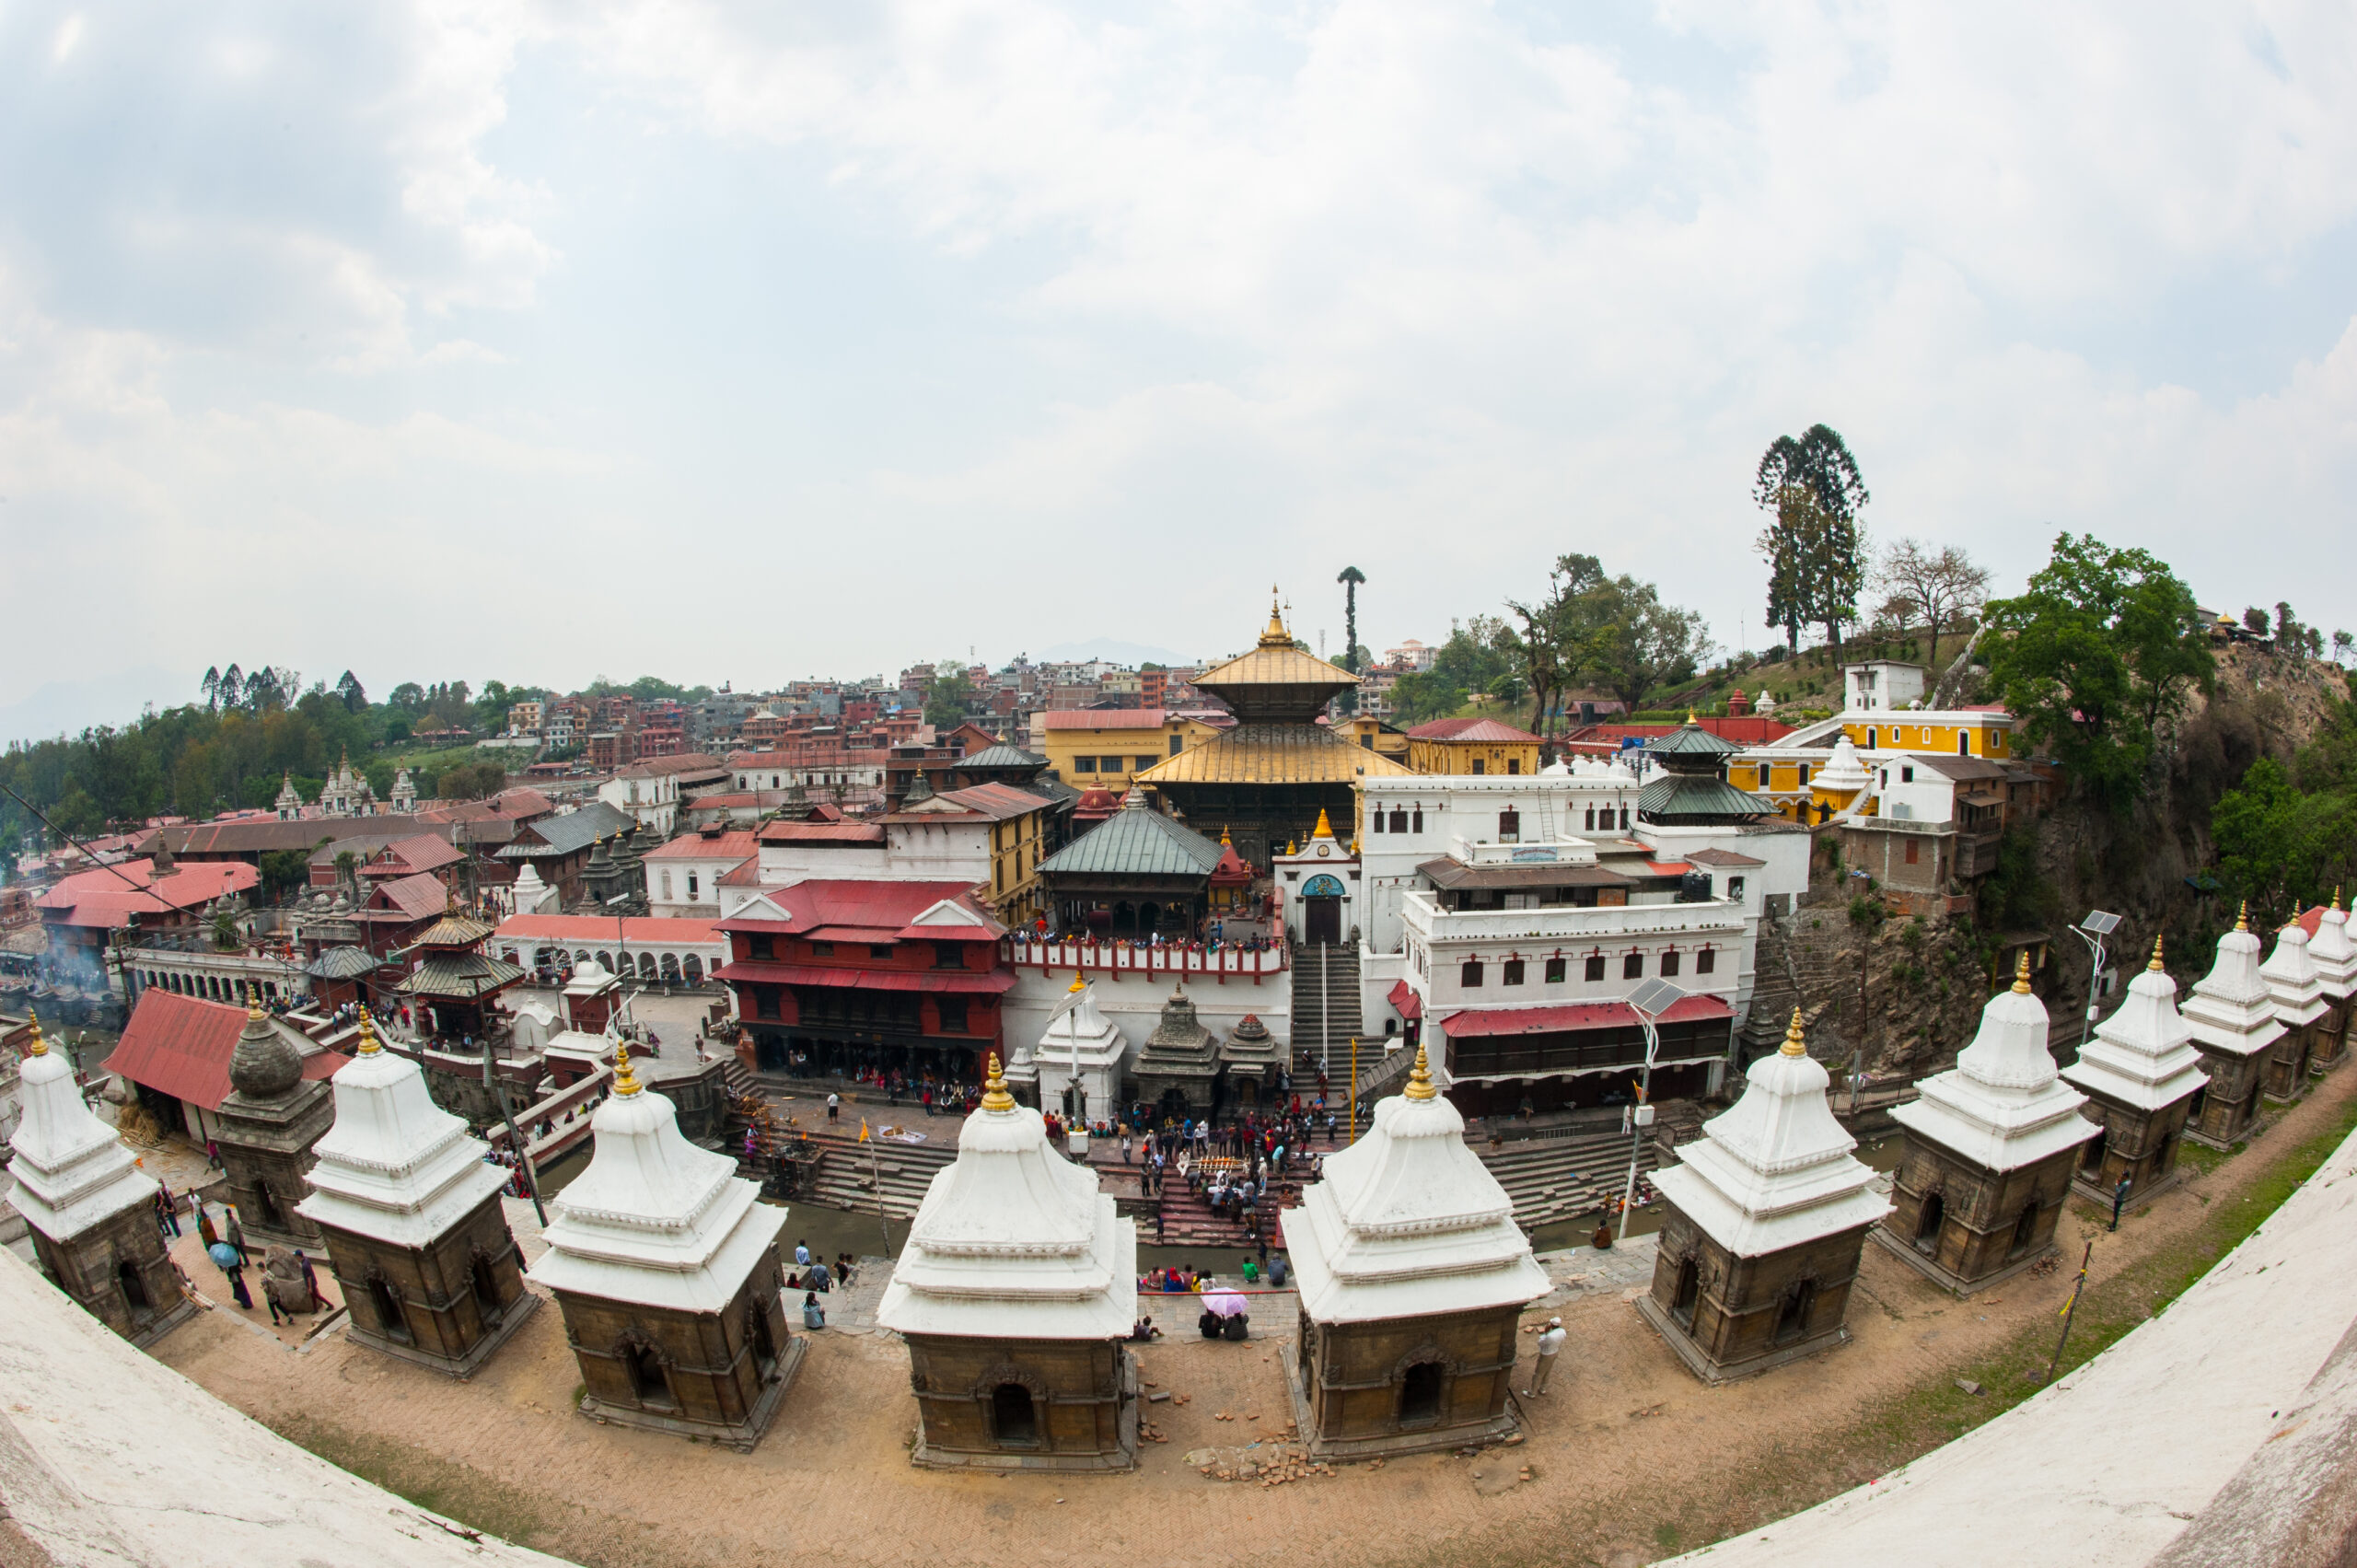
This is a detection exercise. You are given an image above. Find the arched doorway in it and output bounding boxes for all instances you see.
[368,1276,412,1344]
[991,1382,1039,1446]
[1671,1257,1700,1327]
[470,1253,505,1325]
[1773,1279,1817,1344]
[1398,1361,1444,1425]
[1913,1191,1945,1254]
[624,1341,674,1408]
[2008,1200,2039,1259]
[1302,873,1345,945]
[117,1260,150,1311]
[683,955,704,983]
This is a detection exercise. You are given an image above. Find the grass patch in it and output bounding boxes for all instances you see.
[2172,1138,2230,1176]
[266,1412,561,1554]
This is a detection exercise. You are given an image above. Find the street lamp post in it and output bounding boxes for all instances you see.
[1618,978,1685,1243]
[2071,911,2124,1050]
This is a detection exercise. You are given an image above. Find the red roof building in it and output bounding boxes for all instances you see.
[101,990,348,1140]
[716,881,1011,1083]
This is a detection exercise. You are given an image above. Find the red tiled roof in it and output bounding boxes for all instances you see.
[753,821,886,845]
[368,872,452,921]
[1040,709,1172,730]
[1570,718,1794,745]
[366,835,464,876]
[1437,994,1733,1038]
[719,880,1005,940]
[493,915,723,946]
[643,830,760,861]
[711,960,1016,995]
[100,991,346,1111]
[37,859,261,929]
[1387,979,1422,1021]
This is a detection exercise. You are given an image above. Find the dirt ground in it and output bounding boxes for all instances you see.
[155,1064,2357,1568]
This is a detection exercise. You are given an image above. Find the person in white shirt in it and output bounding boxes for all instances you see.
[1527,1316,1567,1396]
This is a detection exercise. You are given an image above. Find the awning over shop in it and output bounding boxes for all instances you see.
[1437,993,1733,1039]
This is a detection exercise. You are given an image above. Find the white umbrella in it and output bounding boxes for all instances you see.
[1204,1289,1249,1318]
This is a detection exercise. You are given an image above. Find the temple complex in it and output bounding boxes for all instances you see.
[1875,956,2099,1294]
[392,907,528,1050]
[527,1043,799,1449]
[2304,895,2356,1070]
[295,1009,537,1376]
[1137,594,1413,866]
[1280,1044,1548,1459]
[877,1052,1139,1471]
[1640,1012,1888,1383]
[6,1020,193,1346]
[2060,938,2208,1209]
[2258,918,2326,1101]
[212,991,337,1249]
[2179,909,2282,1147]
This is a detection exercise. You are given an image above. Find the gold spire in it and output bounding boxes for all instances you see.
[2236,900,2249,932]
[2149,935,2165,971]
[1068,975,1086,994]
[611,1040,642,1098]
[1688,707,1701,725]
[1260,587,1291,647]
[1403,1040,1437,1100]
[247,984,266,1021]
[1781,1007,1808,1057]
[980,1050,1016,1112]
[355,1006,382,1055]
[24,1017,46,1057]
[2013,950,2033,993]
[1312,807,1333,841]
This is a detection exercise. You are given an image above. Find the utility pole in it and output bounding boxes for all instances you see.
[2040,1239,2095,1386]
[482,1026,546,1225]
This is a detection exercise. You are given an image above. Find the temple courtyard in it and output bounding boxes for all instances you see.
[137,1057,2357,1568]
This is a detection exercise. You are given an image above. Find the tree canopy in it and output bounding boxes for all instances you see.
[1754,424,1870,656]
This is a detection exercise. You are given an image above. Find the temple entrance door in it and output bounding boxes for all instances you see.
[1305,897,1341,945]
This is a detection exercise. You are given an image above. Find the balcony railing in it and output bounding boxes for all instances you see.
[1006,935,1287,983]
[1400,891,1744,946]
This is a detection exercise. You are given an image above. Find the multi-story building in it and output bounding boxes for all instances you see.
[1036,710,1225,796]
[643,829,760,919]
[506,701,544,737]
[1405,718,1546,776]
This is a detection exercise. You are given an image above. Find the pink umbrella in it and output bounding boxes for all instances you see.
[1204,1289,1249,1318]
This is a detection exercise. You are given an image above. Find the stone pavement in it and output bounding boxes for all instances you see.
[1528,1235,1660,1313]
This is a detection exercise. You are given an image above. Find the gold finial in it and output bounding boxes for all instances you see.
[612,1040,642,1098]
[1687,707,1700,725]
[1287,839,1297,855]
[980,1050,1015,1112]
[1404,1041,1437,1100]
[2013,950,2032,993]
[355,1006,382,1055]
[24,1017,46,1057]
[1312,807,1333,841]
[1221,826,1233,845]
[247,984,266,1021]
[2236,900,2249,932]
[1068,975,1086,994]
[1781,1007,1808,1057]
[2149,935,2165,971]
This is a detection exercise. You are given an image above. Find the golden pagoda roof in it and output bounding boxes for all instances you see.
[1191,589,1359,703]
[1138,722,1415,785]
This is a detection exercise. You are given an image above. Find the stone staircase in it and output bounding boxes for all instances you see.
[798,1135,957,1220]
[1290,939,1364,1075]
[1471,1123,1671,1232]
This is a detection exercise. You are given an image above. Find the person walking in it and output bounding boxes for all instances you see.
[196,1204,220,1250]
[807,1259,831,1293]
[156,1182,181,1237]
[1526,1317,1567,1396]
[224,1207,250,1263]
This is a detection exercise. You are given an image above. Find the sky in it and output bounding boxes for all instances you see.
[3,0,2356,735]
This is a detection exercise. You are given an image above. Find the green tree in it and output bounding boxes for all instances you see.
[1585,575,1711,712]
[1983,533,2214,807]
[436,760,509,801]
[2212,758,2349,922]
[388,682,425,713]
[1754,424,1871,656]
[924,665,976,729]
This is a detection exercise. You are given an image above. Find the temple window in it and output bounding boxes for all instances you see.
[1660,950,1680,978]
[1545,957,1566,983]
[1503,958,1525,985]
[1460,959,1484,988]
[1585,954,1606,981]
[1696,948,1716,975]
[1622,951,1644,979]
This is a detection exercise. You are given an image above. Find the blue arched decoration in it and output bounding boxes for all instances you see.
[1302,874,1346,898]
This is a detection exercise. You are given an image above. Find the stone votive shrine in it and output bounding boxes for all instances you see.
[2258,919,2327,1102]
[1640,1011,1889,1383]
[1280,1044,1549,1459]
[2179,909,2282,1148]
[212,990,336,1249]
[2302,894,2356,1071]
[1876,954,2100,1294]
[877,1051,1139,1471]
[2059,938,2208,1211]
[295,1009,537,1376]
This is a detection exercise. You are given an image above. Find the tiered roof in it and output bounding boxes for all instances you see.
[2258,919,2328,1031]
[2061,939,2209,1113]
[1649,1012,1889,1257]
[295,1011,511,1248]
[526,1044,784,1312]
[877,1057,1136,1339]
[2304,896,2357,1000]
[2180,909,2285,1063]
[6,1021,157,1240]
[1891,955,2098,1171]
[1279,1045,1549,1323]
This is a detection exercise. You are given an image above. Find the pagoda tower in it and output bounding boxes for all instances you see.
[1640,1012,1889,1383]
[5,1021,193,1346]
[2305,894,2356,1070]
[527,1043,798,1450]
[2179,909,2282,1148]
[1875,955,2099,1294]
[2258,919,2327,1100]
[212,990,336,1248]
[1280,1044,1549,1459]
[295,1010,537,1376]
[877,1051,1140,1471]
[2060,938,2208,1209]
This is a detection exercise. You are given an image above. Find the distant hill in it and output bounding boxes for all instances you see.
[0,666,185,745]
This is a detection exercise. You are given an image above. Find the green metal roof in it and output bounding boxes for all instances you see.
[1038,802,1225,880]
[958,743,1047,771]
[1643,723,1743,758]
[1638,773,1781,824]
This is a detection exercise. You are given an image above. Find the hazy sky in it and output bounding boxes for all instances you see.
[4,1,2355,726]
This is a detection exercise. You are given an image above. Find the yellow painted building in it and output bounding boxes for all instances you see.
[1329,714,1411,769]
[1036,710,1225,793]
[1840,711,2014,759]
[1404,717,1546,776]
